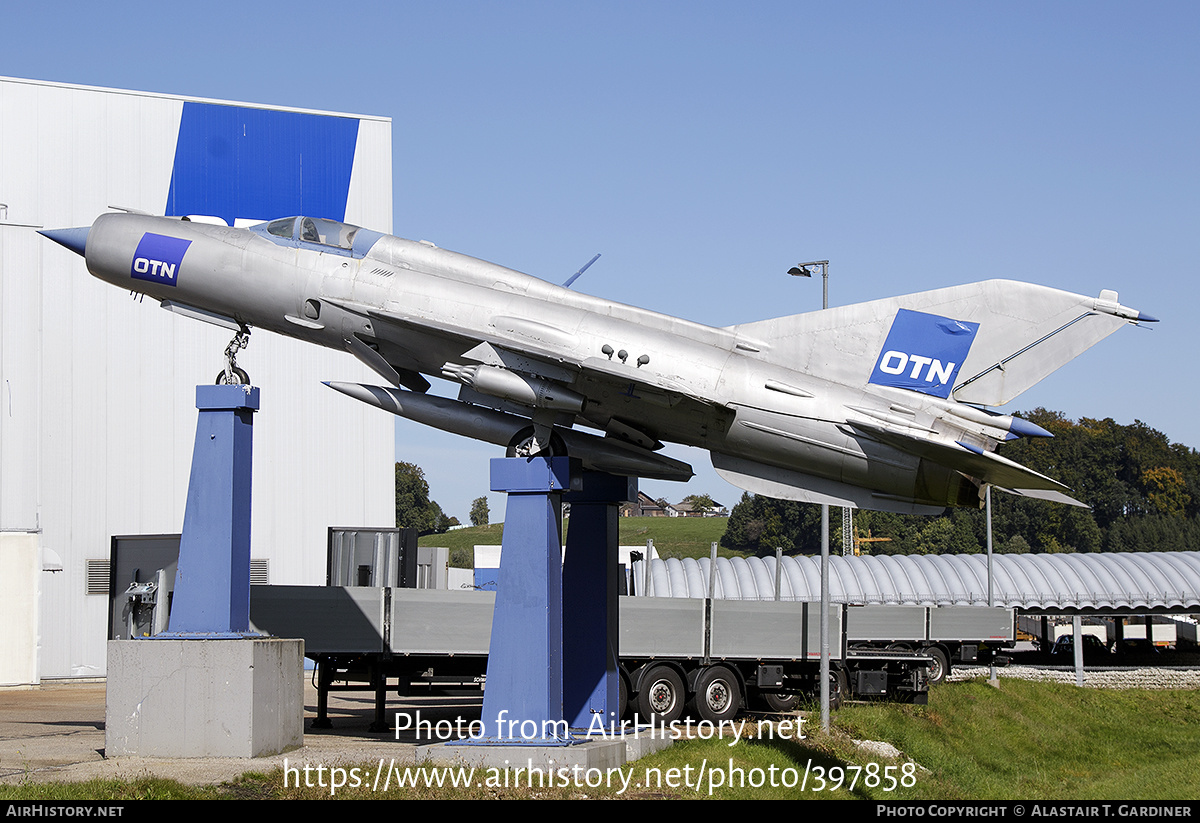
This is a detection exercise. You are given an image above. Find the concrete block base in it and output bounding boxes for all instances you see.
[105,637,303,758]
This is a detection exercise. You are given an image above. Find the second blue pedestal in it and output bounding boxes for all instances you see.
[477,457,577,744]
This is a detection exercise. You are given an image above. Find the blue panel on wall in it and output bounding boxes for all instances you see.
[166,102,359,225]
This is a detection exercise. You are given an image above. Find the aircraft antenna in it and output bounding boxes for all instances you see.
[562,253,601,288]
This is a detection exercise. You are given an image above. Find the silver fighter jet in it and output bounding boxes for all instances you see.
[41,213,1156,514]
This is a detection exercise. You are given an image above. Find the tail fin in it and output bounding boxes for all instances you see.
[728,280,1153,407]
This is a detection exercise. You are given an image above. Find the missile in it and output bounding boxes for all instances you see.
[937,402,1054,439]
[902,395,1054,439]
[325,381,694,482]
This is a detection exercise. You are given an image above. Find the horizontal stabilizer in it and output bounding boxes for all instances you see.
[848,419,1070,493]
[999,487,1090,508]
[711,452,948,515]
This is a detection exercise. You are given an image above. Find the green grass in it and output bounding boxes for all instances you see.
[0,776,255,801]
[420,516,732,568]
[614,516,730,559]
[6,678,1199,800]
[834,678,1200,800]
[419,523,506,569]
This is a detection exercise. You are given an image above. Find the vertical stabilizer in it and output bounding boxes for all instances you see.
[727,279,1150,406]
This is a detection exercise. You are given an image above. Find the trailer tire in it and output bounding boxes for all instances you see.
[760,691,801,713]
[637,665,685,725]
[926,647,950,685]
[825,667,854,710]
[830,668,849,710]
[689,666,741,724]
[619,672,629,720]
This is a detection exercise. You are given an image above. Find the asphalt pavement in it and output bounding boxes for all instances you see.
[0,679,484,787]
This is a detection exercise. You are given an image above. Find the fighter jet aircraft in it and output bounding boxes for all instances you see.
[40,213,1155,514]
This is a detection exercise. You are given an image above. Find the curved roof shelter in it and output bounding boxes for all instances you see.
[637,552,1200,615]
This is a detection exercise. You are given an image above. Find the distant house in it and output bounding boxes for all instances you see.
[621,491,675,517]
[669,500,728,518]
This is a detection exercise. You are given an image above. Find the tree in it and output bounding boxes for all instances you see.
[915,512,980,555]
[724,410,1200,558]
[1143,466,1191,517]
[721,493,822,555]
[395,462,452,535]
[681,493,716,514]
[470,496,490,527]
[999,534,1031,554]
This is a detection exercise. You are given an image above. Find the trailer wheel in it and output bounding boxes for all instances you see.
[619,672,629,720]
[637,665,684,724]
[760,691,801,713]
[926,647,950,685]
[689,666,741,724]
[827,668,849,710]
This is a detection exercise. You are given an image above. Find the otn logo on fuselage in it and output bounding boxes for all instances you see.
[131,233,192,287]
[868,309,979,399]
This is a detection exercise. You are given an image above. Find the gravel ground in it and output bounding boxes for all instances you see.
[947,663,1200,689]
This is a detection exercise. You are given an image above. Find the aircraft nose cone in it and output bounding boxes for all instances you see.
[38,226,90,258]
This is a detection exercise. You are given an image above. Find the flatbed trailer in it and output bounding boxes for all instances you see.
[619,595,929,722]
[630,556,1015,686]
[251,585,930,728]
[844,604,1017,684]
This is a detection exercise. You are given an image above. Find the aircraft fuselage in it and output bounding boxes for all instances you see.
[50,212,1148,514]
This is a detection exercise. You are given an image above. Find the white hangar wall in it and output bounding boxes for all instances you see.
[0,76,395,683]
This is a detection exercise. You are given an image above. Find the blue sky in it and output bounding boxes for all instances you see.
[5,2,1197,521]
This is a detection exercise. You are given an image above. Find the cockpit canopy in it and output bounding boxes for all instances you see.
[250,216,383,259]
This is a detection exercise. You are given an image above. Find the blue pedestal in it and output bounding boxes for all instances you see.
[109,384,304,759]
[563,472,636,731]
[477,457,577,745]
[166,385,259,636]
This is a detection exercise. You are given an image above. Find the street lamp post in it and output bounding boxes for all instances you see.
[987,485,999,686]
[788,261,829,309]
[788,260,832,731]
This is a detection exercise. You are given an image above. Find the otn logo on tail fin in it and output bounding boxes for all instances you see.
[868,309,979,398]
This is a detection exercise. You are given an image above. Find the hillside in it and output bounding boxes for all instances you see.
[419,516,731,567]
